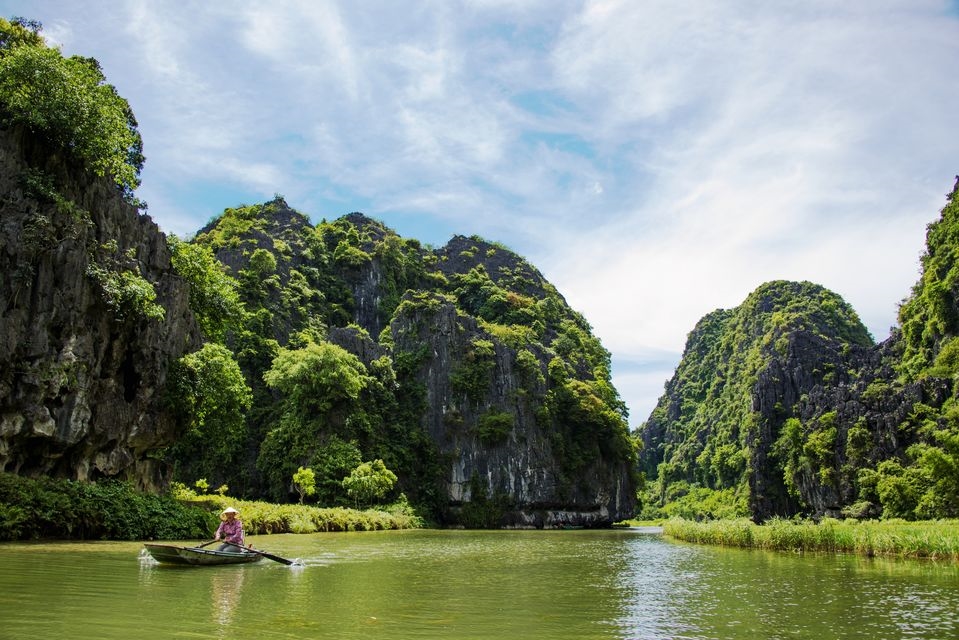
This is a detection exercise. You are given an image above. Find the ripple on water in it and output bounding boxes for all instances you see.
[2,531,958,640]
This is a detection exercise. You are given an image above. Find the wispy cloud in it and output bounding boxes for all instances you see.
[3,0,957,422]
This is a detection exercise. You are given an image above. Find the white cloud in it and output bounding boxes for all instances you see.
[2,0,957,424]
[528,0,959,419]
[239,2,363,101]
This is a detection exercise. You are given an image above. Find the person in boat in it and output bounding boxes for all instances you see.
[214,507,246,552]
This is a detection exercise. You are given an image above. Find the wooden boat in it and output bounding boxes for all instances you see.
[143,543,264,566]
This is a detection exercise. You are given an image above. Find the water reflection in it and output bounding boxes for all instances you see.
[209,568,245,630]
[3,532,959,639]
[135,549,252,638]
[612,530,709,639]
[613,534,959,639]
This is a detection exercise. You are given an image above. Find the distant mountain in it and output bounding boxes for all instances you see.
[640,178,959,521]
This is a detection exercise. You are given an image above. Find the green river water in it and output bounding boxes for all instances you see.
[1,527,957,639]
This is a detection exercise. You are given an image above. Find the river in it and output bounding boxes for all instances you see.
[1,527,957,639]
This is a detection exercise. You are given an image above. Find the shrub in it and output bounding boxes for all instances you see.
[477,409,514,444]
[663,517,959,559]
[0,473,212,541]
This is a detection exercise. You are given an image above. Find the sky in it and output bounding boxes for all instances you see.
[3,1,958,426]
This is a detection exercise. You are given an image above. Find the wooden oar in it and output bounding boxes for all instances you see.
[201,538,295,565]
[253,549,295,566]
[194,539,220,549]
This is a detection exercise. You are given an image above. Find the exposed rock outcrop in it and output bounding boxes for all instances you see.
[641,280,878,520]
[0,126,201,489]
[0,125,636,526]
[642,177,959,522]
[391,293,633,527]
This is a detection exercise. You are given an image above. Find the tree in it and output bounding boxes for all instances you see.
[0,18,144,198]
[292,466,316,504]
[248,248,277,277]
[342,459,397,508]
[166,343,252,485]
[168,236,244,342]
[258,341,371,500]
[263,340,369,420]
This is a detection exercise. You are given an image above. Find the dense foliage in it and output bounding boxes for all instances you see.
[641,280,872,520]
[899,181,959,380]
[1,16,161,329]
[872,180,959,520]
[160,199,636,522]
[0,473,211,540]
[0,18,143,198]
[165,343,252,485]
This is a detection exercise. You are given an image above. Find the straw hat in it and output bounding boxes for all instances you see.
[222,507,239,515]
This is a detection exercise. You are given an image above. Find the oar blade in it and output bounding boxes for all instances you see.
[258,550,294,565]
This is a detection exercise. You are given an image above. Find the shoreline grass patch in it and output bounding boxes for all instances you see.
[0,472,422,542]
[663,517,959,560]
[190,495,423,534]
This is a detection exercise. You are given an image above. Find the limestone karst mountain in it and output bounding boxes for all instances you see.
[641,178,959,522]
[0,122,637,526]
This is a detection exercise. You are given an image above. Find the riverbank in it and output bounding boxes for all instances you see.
[186,494,423,535]
[663,517,959,560]
[0,472,421,541]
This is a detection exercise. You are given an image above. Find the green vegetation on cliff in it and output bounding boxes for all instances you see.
[869,180,959,520]
[642,280,872,520]
[642,181,959,523]
[900,181,959,381]
[0,15,629,528]
[0,18,143,198]
[161,200,636,524]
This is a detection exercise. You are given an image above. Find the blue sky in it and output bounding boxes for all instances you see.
[3,1,958,425]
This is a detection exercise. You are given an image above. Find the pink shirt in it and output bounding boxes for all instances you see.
[215,518,244,545]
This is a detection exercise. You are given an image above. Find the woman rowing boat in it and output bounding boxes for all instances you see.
[214,507,245,551]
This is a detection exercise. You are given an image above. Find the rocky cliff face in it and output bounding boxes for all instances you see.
[0,125,635,525]
[193,204,637,526]
[642,181,959,521]
[746,328,874,517]
[347,232,635,526]
[391,293,633,527]
[781,335,950,518]
[641,280,877,520]
[0,126,200,489]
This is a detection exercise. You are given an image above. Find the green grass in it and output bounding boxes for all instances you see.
[0,473,422,542]
[663,517,959,560]
[615,519,666,527]
[180,493,423,536]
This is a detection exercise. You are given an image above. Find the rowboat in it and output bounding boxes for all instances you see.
[143,543,264,566]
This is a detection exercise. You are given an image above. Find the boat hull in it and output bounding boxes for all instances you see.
[143,544,264,566]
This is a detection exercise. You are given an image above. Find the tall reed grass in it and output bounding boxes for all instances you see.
[193,496,423,536]
[663,517,959,560]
